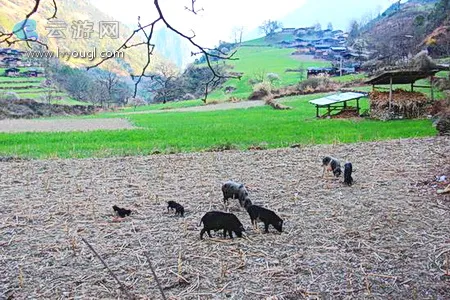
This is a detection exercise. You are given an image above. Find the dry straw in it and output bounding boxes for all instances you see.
[1,137,450,299]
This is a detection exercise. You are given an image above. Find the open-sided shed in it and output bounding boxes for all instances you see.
[365,70,439,108]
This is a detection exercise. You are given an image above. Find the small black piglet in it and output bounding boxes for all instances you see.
[167,200,185,217]
[246,204,283,233]
[113,205,131,218]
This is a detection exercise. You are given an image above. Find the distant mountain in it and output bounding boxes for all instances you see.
[153,27,193,69]
[0,0,162,75]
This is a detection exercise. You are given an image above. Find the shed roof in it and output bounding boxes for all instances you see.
[365,69,439,85]
[309,92,367,106]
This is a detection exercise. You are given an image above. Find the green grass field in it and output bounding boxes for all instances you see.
[0,93,436,159]
[0,72,89,105]
[118,99,205,113]
[0,76,45,83]
[0,82,42,88]
[207,46,331,100]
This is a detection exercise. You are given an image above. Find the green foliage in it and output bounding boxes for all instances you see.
[428,0,450,29]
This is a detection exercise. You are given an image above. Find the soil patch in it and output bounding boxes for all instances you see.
[0,118,136,133]
[1,137,450,299]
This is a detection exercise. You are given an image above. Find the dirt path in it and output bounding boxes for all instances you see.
[0,118,135,133]
[117,100,265,115]
[1,137,449,299]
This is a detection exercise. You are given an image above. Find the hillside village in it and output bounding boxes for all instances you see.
[275,26,365,76]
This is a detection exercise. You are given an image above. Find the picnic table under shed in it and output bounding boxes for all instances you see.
[309,92,367,118]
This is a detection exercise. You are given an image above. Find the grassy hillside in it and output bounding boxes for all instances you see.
[0,93,436,159]
[0,0,162,74]
[209,42,331,99]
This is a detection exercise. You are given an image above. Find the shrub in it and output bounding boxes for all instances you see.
[298,77,331,91]
[248,78,261,86]
[0,91,20,101]
[266,72,280,84]
[253,81,273,94]
[182,93,196,100]
[435,78,450,91]
[248,81,273,100]
[127,96,146,108]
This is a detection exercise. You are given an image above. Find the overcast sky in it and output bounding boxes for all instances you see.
[90,0,396,47]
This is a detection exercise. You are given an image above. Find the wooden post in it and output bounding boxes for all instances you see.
[430,76,434,101]
[339,55,343,77]
[389,76,393,111]
[328,105,331,117]
[356,98,360,115]
[316,106,319,118]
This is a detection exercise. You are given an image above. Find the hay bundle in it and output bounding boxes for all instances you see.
[265,98,292,110]
[369,90,429,119]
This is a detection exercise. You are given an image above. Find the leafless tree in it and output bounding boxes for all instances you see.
[259,20,282,37]
[145,60,180,103]
[96,71,120,107]
[231,26,244,44]
[314,22,322,32]
[40,79,57,105]
[87,82,108,106]
[0,0,241,100]
[327,22,333,31]
[298,63,306,81]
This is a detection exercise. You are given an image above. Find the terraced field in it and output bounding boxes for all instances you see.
[0,69,87,105]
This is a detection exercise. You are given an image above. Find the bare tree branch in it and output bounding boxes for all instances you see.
[184,0,204,15]
[81,238,135,300]
[0,0,50,47]
[26,0,41,19]
[143,252,167,300]
[153,0,240,101]
[47,0,58,20]
[0,0,241,101]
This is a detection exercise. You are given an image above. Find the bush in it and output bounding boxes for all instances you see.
[248,81,273,100]
[298,77,331,91]
[266,72,280,84]
[253,81,273,94]
[127,96,146,108]
[0,91,20,101]
[182,93,196,100]
[248,78,261,86]
[435,78,450,91]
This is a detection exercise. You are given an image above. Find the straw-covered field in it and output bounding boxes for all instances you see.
[1,137,450,299]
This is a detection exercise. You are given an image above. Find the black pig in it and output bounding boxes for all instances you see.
[112,205,131,218]
[167,201,184,217]
[199,211,245,239]
[246,205,283,233]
